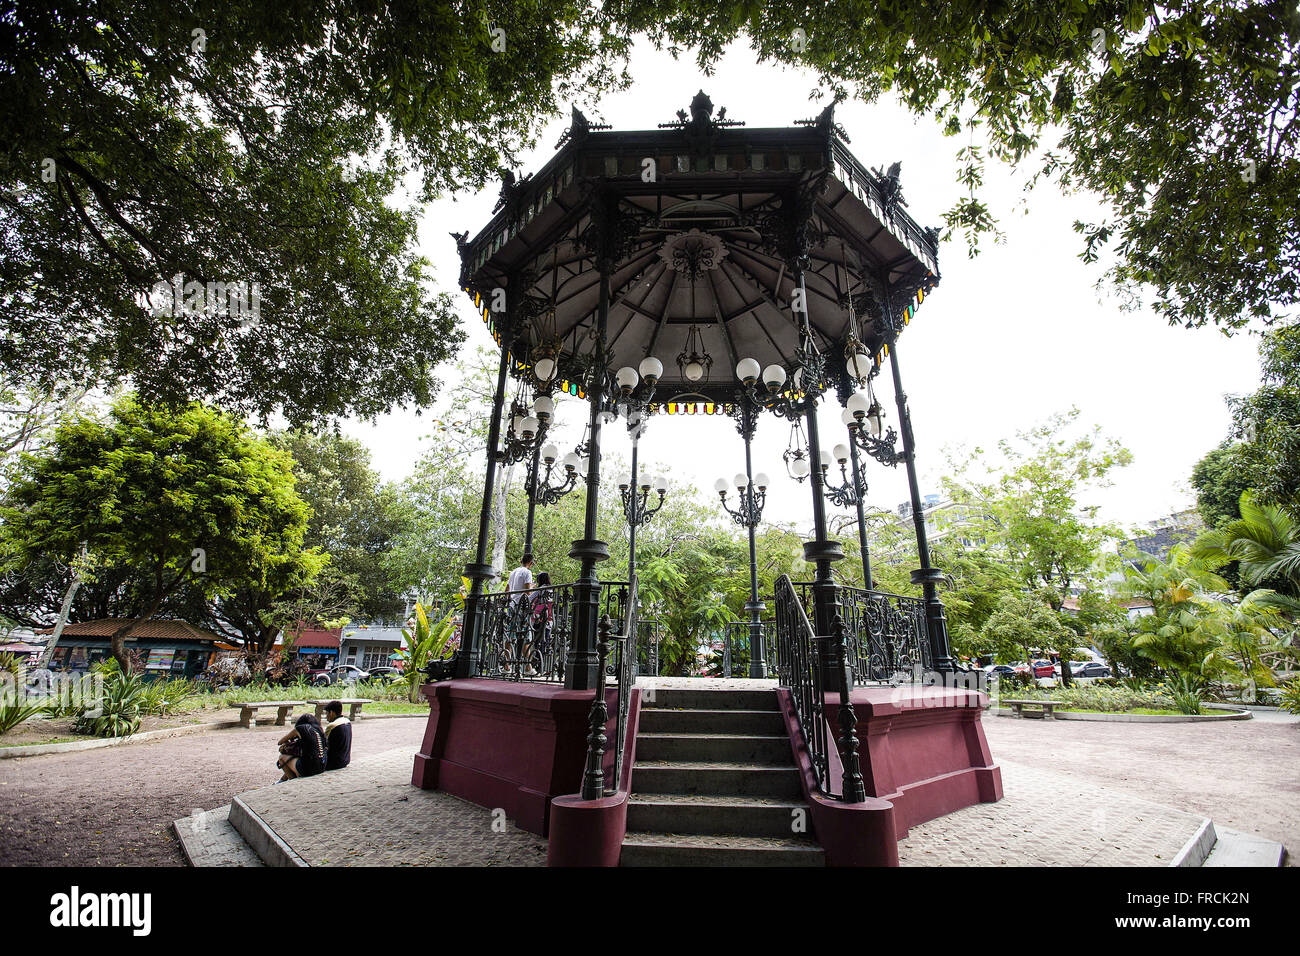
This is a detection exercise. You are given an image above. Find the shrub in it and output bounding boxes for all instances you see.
[1161,674,1205,716]
[1279,679,1300,716]
[137,677,198,716]
[0,700,49,734]
[74,669,143,738]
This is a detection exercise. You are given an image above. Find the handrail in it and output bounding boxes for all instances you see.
[581,573,637,800]
[793,582,931,683]
[613,575,638,790]
[775,575,867,803]
[773,575,831,793]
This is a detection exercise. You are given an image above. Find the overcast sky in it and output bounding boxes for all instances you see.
[341,40,1264,535]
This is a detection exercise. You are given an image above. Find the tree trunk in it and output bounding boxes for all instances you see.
[489,462,514,583]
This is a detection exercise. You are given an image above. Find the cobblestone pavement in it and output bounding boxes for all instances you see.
[239,748,547,866]
[897,758,1204,866]
[983,711,1298,861]
[0,717,427,866]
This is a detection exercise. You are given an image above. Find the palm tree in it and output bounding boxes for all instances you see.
[1192,492,1300,613]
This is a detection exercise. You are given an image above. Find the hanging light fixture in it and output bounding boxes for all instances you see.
[783,419,811,482]
[676,323,713,382]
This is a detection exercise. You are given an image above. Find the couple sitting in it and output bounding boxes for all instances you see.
[275,700,352,782]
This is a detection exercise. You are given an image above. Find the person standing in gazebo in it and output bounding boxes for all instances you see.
[506,555,534,606]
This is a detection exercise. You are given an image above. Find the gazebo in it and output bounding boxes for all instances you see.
[412,94,1001,866]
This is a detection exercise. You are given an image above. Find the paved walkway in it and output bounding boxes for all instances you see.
[236,748,546,866]
[983,709,1298,861]
[0,717,427,866]
[897,758,1204,865]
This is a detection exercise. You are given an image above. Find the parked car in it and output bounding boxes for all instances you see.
[984,664,1018,680]
[1030,659,1055,678]
[1070,661,1113,683]
[312,664,370,686]
[364,666,402,682]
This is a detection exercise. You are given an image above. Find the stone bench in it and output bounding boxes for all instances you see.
[309,698,372,722]
[235,700,307,728]
[1004,699,1059,719]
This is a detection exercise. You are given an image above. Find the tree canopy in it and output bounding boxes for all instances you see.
[0,395,321,666]
[608,0,1300,329]
[0,1,630,423]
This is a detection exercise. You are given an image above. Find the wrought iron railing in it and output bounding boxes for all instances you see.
[635,618,661,676]
[581,574,638,800]
[472,581,630,682]
[794,582,930,683]
[773,575,831,793]
[718,621,775,677]
[612,576,637,791]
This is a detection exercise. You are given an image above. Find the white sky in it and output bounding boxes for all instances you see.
[342,40,1263,534]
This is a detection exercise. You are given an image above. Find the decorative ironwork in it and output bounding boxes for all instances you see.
[658,229,728,280]
[783,419,812,482]
[773,575,830,794]
[717,621,774,677]
[658,90,744,156]
[581,614,613,800]
[621,477,666,528]
[831,611,867,802]
[717,478,766,528]
[795,582,931,683]
[870,161,907,222]
[821,454,866,509]
[472,581,630,683]
[528,449,580,506]
[676,322,713,384]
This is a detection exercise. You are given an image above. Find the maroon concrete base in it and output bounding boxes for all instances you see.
[546,688,642,867]
[844,685,1003,838]
[778,684,1003,865]
[777,688,899,866]
[411,679,618,836]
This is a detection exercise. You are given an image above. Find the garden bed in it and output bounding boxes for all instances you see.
[991,706,1252,722]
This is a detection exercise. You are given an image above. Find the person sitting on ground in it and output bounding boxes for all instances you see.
[276,713,326,781]
[323,700,352,771]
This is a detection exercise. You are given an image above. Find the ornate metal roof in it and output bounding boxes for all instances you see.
[456,93,940,408]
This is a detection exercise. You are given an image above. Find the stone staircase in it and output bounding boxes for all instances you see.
[620,687,823,866]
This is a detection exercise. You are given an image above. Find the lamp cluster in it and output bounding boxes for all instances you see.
[715,473,768,528]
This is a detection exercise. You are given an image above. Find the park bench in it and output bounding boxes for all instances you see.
[309,698,373,722]
[235,700,307,728]
[1003,699,1060,719]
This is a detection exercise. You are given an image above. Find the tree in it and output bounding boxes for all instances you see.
[1191,442,1260,529]
[1230,323,1300,518]
[1,2,632,423]
[609,0,1300,330]
[0,395,321,669]
[270,430,409,620]
[979,591,1076,669]
[1193,491,1300,609]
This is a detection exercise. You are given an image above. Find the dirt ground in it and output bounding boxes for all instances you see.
[983,710,1300,860]
[0,716,427,866]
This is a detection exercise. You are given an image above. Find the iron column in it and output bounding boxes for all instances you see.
[454,304,513,679]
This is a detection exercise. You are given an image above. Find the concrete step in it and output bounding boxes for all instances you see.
[643,688,779,711]
[620,831,824,867]
[635,732,792,763]
[631,761,803,798]
[637,707,786,736]
[1202,825,1286,866]
[172,805,266,867]
[626,794,809,838]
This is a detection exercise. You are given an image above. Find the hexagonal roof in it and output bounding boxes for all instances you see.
[455,93,940,408]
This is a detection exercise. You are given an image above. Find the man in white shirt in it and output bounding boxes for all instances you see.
[506,555,534,606]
